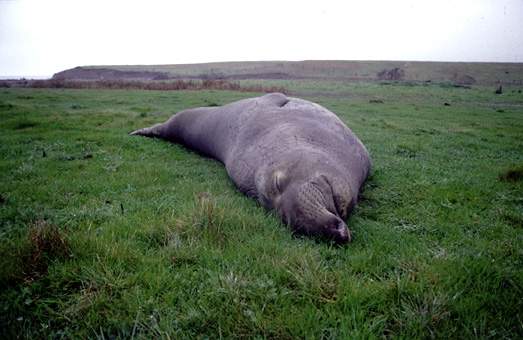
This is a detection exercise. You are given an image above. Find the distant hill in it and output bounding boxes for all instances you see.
[53,60,523,85]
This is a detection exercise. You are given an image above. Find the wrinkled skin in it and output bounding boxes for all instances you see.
[130,93,371,244]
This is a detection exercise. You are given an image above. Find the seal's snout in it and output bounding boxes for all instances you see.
[334,220,351,244]
[323,218,351,245]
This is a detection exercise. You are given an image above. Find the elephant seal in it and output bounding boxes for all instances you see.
[130,93,371,244]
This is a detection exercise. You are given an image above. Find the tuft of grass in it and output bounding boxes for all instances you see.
[192,192,223,229]
[70,104,84,110]
[0,101,14,110]
[11,118,38,130]
[395,144,419,158]
[0,220,70,290]
[24,220,71,280]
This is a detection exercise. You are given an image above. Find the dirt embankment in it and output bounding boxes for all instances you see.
[52,67,296,81]
[52,67,169,80]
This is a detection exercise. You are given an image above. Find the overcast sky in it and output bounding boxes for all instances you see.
[1,0,522,77]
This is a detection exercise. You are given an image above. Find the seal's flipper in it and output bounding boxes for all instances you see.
[129,123,164,138]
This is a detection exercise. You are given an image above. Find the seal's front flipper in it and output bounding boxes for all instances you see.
[129,123,164,138]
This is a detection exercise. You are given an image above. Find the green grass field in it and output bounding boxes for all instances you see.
[0,83,522,338]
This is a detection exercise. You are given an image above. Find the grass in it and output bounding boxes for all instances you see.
[0,83,522,338]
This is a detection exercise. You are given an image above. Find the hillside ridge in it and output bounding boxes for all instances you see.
[53,60,523,85]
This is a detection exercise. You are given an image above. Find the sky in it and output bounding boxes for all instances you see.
[0,0,522,77]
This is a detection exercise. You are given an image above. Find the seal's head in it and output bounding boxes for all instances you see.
[256,160,354,244]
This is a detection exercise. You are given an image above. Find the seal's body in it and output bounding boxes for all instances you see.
[131,93,371,244]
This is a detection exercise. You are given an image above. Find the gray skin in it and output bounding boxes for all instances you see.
[130,93,371,244]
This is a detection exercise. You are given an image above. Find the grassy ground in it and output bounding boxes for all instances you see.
[0,83,522,338]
